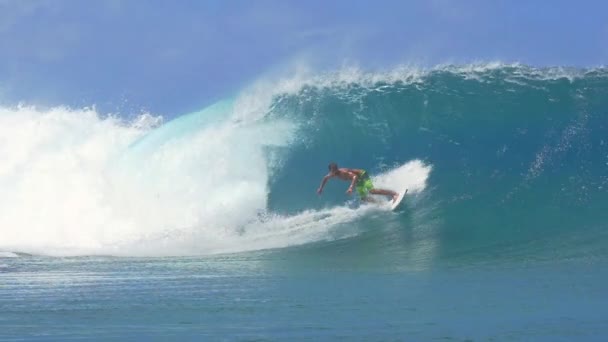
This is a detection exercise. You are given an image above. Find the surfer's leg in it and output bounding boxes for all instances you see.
[370,189,398,202]
[357,181,376,203]
[361,196,378,203]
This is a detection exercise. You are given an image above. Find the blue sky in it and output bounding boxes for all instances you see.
[0,0,606,117]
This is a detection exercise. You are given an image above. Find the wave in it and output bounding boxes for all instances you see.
[1,63,607,263]
[0,251,19,258]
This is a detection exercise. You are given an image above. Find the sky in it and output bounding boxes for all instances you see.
[0,0,606,117]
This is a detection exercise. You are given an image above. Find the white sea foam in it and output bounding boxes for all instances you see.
[373,160,432,195]
[0,101,432,257]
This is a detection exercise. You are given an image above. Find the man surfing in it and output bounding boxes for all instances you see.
[317,162,398,203]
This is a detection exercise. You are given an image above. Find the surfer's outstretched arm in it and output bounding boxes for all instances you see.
[317,174,332,194]
[346,173,358,194]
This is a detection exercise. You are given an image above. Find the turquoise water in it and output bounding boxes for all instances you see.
[2,253,607,340]
[1,64,608,340]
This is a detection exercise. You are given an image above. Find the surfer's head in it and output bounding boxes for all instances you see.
[328,162,338,174]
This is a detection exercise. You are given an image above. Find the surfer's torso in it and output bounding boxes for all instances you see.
[334,168,367,181]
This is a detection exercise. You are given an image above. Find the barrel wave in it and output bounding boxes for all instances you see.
[1,63,607,264]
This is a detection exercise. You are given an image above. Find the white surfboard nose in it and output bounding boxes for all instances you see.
[391,189,408,211]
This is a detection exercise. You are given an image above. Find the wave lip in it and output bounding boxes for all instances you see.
[239,63,606,107]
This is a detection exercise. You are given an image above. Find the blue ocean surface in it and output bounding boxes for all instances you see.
[1,64,608,340]
[2,254,607,341]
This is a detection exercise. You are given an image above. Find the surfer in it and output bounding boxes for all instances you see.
[317,162,399,203]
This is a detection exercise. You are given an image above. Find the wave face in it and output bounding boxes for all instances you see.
[1,64,607,262]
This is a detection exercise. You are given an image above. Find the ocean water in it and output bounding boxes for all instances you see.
[1,64,608,340]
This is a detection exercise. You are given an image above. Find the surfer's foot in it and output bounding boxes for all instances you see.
[392,194,398,203]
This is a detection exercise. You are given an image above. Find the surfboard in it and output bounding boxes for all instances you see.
[390,189,408,211]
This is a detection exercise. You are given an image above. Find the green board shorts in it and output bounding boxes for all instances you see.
[356,170,374,197]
